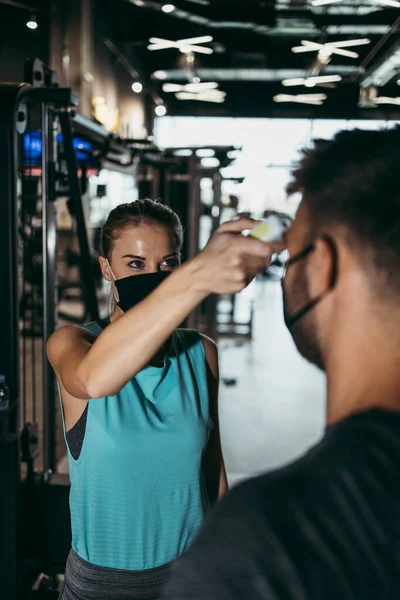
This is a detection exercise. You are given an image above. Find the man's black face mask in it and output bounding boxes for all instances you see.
[281,237,337,369]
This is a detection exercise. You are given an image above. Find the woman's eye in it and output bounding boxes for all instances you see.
[162,258,179,270]
[128,261,144,269]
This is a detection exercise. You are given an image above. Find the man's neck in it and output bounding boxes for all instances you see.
[326,331,400,425]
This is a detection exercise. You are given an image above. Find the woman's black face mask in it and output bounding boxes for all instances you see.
[107,261,170,312]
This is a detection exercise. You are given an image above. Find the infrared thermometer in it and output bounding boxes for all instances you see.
[246,213,292,243]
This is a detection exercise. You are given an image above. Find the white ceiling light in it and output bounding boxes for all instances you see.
[162,81,218,93]
[196,149,215,157]
[312,0,342,5]
[273,93,327,106]
[174,149,193,157]
[26,13,38,29]
[148,35,214,55]
[201,158,220,168]
[153,70,169,80]
[282,74,342,87]
[374,96,400,105]
[155,105,167,116]
[161,4,176,12]
[192,77,201,84]
[175,91,226,103]
[131,82,143,93]
[292,39,370,60]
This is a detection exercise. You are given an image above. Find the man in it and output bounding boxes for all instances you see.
[163,128,400,599]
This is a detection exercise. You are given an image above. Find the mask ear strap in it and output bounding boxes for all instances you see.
[106,259,119,302]
[320,234,338,289]
[106,259,116,281]
[284,236,338,330]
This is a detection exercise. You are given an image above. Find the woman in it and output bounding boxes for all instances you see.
[47,199,274,600]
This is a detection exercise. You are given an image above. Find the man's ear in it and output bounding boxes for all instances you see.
[99,256,113,282]
[308,236,337,297]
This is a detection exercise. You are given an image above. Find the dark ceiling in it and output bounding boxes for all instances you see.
[110,0,400,119]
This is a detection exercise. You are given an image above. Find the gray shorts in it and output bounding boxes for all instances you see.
[59,548,171,600]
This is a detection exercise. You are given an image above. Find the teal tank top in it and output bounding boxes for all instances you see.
[60,325,212,570]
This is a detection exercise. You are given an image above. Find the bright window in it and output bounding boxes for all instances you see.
[155,117,395,214]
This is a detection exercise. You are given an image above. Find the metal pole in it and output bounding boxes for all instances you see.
[58,109,99,322]
[0,82,31,600]
[206,170,222,341]
[41,104,58,473]
[187,156,201,261]
[186,156,201,330]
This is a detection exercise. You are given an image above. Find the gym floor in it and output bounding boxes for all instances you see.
[56,279,326,485]
[218,279,326,487]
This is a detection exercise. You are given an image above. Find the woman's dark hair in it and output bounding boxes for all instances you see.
[101,199,183,259]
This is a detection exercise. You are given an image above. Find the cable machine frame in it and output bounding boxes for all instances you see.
[0,58,105,598]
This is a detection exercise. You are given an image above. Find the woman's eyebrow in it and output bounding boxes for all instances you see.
[122,254,145,260]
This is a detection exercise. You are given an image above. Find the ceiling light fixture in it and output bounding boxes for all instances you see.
[162,80,225,103]
[155,105,167,116]
[148,36,213,55]
[312,0,343,5]
[292,39,370,60]
[175,91,226,103]
[196,149,215,157]
[132,82,143,93]
[26,13,38,30]
[374,96,400,105]
[162,81,219,93]
[161,4,176,13]
[192,77,201,84]
[153,70,169,80]
[273,93,327,106]
[282,74,342,87]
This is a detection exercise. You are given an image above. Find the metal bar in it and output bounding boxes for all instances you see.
[359,16,400,74]
[80,0,94,118]
[0,82,31,600]
[187,157,201,261]
[0,0,43,11]
[151,166,160,200]
[206,171,222,341]
[41,104,58,473]
[58,109,99,322]
[186,156,201,330]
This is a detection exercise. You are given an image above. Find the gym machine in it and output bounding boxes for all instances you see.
[0,58,141,599]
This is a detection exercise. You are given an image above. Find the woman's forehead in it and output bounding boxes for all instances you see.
[112,224,176,254]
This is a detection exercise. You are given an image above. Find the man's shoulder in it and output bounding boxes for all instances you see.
[218,433,357,531]
[163,459,333,600]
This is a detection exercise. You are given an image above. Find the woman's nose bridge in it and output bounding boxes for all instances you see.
[145,258,159,272]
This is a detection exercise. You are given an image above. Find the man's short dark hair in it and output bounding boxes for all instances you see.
[287,126,400,285]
